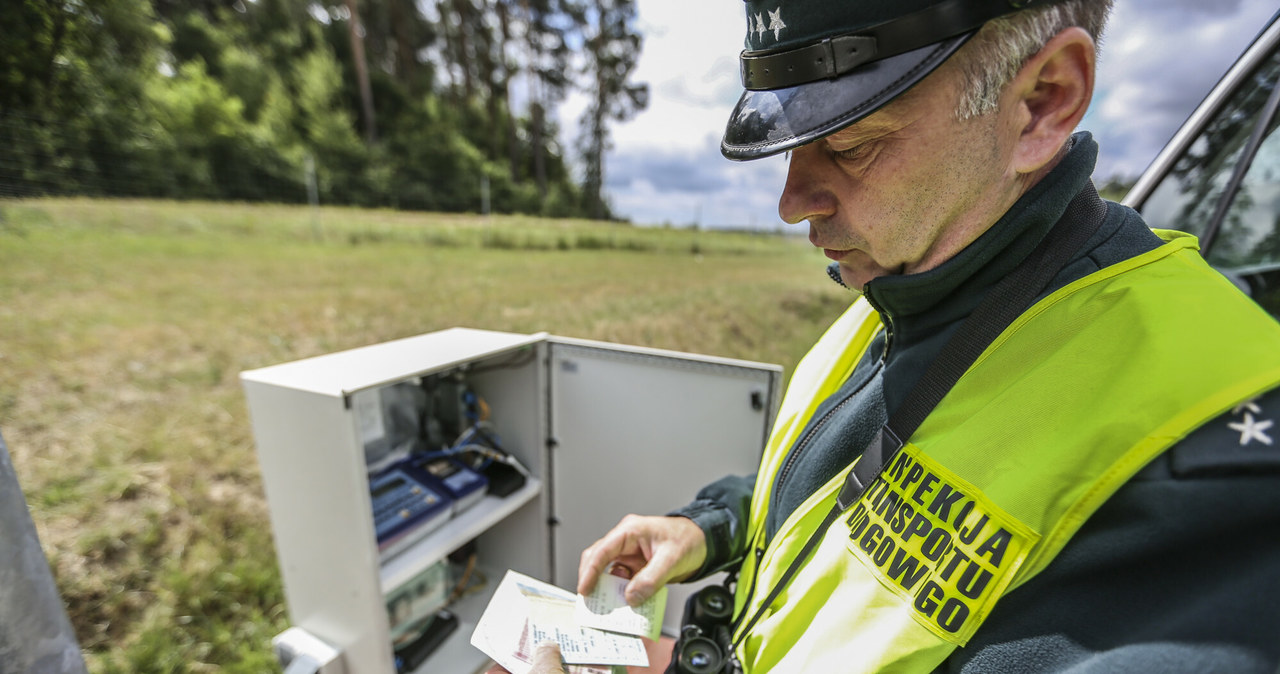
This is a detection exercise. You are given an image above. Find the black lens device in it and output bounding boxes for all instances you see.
[666,585,742,674]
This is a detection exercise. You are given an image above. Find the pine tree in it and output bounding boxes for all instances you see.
[574,0,647,220]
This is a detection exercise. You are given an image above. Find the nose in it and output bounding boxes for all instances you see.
[778,145,837,225]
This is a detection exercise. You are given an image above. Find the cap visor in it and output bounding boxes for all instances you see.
[721,34,971,161]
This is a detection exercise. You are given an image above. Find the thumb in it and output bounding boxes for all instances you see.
[532,641,565,673]
[624,547,682,605]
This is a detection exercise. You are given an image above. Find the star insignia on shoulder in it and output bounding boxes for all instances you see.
[1233,398,1262,415]
[1228,411,1274,447]
[768,7,786,41]
[754,12,766,41]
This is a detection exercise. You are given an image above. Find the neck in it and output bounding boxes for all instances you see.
[910,138,1071,276]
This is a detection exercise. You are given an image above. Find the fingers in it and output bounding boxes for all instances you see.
[577,518,638,595]
[577,515,709,603]
[483,643,564,674]
[531,642,565,674]
[624,544,685,605]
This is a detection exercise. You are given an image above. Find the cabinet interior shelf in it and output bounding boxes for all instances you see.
[380,478,542,592]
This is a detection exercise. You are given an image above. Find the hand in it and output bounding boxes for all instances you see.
[578,514,707,606]
[484,642,565,674]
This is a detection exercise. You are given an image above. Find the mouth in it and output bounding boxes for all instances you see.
[810,227,855,262]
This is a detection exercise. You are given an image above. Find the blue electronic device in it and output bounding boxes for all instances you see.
[410,456,489,515]
[371,465,452,560]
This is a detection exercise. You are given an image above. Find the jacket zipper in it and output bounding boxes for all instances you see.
[773,369,875,493]
[737,298,894,637]
[864,289,895,364]
[775,289,893,495]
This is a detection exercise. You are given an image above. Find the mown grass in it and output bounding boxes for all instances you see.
[0,198,851,672]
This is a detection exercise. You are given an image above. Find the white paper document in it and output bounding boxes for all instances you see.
[471,570,649,674]
[575,573,668,642]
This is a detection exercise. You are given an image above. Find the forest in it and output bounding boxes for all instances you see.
[1,0,648,220]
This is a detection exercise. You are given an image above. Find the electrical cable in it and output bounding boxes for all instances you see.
[447,553,479,605]
[464,347,538,376]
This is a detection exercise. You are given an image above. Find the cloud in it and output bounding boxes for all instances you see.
[603,135,793,230]
[652,56,743,110]
[605,150,730,193]
[1090,0,1277,178]
[584,0,796,229]
[593,0,1278,227]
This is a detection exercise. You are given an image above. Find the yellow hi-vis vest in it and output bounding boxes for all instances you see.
[732,232,1280,672]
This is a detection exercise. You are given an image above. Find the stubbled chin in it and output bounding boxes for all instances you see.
[838,263,875,294]
[836,253,903,292]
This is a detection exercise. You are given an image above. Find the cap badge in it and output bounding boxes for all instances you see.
[767,8,786,40]
[749,7,786,45]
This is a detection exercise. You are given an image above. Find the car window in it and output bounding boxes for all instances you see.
[1216,116,1280,318]
[1204,105,1280,273]
[1138,43,1280,316]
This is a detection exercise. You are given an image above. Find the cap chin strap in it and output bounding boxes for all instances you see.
[740,0,1058,91]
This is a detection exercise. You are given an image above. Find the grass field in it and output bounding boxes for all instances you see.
[0,198,851,672]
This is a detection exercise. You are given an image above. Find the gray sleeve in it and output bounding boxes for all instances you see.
[941,387,1280,674]
[0,431,89,674]
[669,472,756,581]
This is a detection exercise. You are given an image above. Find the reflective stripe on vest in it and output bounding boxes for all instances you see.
[732,233,1280,672]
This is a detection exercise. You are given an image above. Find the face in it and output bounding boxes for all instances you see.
[779,63,1025,291]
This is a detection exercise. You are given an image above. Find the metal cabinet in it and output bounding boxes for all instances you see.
[240,328,780,673]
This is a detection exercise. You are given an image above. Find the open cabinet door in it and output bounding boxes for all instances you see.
[545,338,781,636]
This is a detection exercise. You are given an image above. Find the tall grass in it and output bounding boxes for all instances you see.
[0,198,850,672]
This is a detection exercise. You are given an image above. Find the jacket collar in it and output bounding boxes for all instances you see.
[857,132,1098,332]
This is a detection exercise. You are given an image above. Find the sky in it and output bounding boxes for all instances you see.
[577,0,1280,232]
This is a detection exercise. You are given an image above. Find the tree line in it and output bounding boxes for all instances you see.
[0,0,647,220]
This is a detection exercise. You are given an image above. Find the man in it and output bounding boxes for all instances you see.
[567,0,1280,672]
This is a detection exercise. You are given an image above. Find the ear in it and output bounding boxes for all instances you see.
[1005,27,1096,175]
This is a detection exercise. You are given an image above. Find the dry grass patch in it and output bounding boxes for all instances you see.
[0,198,850,672]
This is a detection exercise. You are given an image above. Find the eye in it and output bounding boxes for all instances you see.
[832,145,868,162]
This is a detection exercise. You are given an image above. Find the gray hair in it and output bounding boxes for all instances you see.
[952,0,1115,120]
